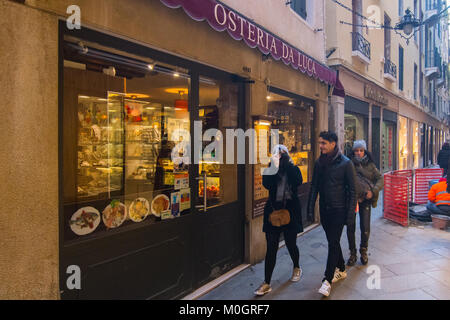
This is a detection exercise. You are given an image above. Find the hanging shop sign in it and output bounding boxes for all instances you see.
[160,0,337,86]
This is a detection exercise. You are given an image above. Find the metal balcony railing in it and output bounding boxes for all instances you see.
[425,49,442,69]
[426,0,442,11]
[384,59,397,79]
[352,32,371,61]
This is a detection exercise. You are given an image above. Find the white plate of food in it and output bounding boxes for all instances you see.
[151,194,170,217]
[102,200,127,229]
[129,198,150,222]
[70,207,101,236]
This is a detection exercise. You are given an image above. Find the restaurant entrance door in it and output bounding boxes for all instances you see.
[191,73,245,289]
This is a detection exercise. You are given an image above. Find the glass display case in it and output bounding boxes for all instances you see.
[76,94,124,201]
[124,99,160,183]
[64,48,192,241]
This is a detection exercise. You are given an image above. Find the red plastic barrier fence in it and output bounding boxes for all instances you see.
[414,168,444,204]
[384,173,410,227]
[392,170,414,203]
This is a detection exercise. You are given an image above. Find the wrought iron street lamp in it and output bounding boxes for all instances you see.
[396,9,421,36]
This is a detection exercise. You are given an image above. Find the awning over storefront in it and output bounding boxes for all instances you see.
[333,76,346,98]
[160,0,339,87]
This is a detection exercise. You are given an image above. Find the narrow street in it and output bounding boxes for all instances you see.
[201,194,450,300]
[2,0,450,301]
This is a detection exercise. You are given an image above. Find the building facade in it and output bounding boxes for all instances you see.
[327,0,449,172]
[0,0,336,299]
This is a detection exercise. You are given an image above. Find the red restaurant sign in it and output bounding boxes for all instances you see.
[160,0,338,86]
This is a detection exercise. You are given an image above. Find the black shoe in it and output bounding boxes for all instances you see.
[347,252,357,266]
[360,247,368,265]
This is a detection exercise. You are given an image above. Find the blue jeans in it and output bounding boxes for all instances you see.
[426,203,450,217]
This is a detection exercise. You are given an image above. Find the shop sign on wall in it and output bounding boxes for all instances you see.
[364,85,388,105]
[160,0,338,85]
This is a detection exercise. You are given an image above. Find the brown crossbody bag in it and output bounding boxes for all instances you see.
[269,186,291,227]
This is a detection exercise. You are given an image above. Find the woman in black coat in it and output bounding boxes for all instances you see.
[254,145,303,296]
[347,140,383,266]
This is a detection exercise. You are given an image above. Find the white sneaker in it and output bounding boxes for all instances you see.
[254,282,272,296]
[318,280,331,297]
[332,268,347,283]
[290,267,302,282]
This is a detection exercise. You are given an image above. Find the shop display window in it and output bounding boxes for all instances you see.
[267,92,314,183]
[398,116,408,170]
[197,78,239,208]
[382,121,396,172]
[344,113,368,157]
[251,89,314,220]
[62,39,191,241]
[412,121,419,169]
[371,117,381,169]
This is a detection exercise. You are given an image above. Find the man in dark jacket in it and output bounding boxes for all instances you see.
[437,142,450,176]
[307,131,357,297]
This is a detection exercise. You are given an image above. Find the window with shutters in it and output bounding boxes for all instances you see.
[414,64,418,100]
[399,45,404,91]
[384,14,391,59]
[290,0,307,20]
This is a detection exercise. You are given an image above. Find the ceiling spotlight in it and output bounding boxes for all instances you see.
[148,63,154,70]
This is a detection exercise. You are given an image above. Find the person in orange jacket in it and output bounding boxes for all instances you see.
[427,178,450,217]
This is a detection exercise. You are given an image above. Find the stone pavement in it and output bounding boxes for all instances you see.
[201,195,450,300]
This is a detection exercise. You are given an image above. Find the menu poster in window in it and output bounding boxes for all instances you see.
[174,173,189,190]
[180,188,191,211]
[171,192,181,217]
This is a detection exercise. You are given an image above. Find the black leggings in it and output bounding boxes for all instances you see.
[264,229,300,284]
[347,200,371,252]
